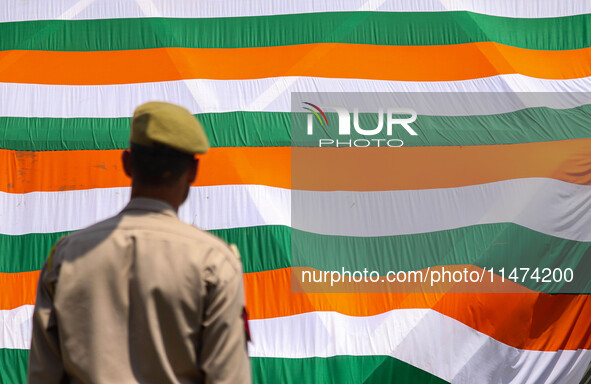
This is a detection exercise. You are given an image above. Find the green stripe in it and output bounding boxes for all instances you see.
[2,224,589,293]
[0,113,290,150]
[0,12,589,51]
[0,226,291,274]
[3,105,591,150]
[0,349,28,384]
[292,225,591,294]
[251,356,448,384]
[0,350,447,384]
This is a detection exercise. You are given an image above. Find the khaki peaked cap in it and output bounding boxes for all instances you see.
[130,101,210,155]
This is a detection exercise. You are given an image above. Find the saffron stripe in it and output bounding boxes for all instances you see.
[2,43,591,85]
[3,140,591,193]
[2,270,590,351]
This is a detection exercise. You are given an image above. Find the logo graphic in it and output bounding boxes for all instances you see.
[302,102,418,147]
[302,102,328,133]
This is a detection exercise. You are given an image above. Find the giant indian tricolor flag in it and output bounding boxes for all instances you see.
[1,1,591,383]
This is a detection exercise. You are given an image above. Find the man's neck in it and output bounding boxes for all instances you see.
[130,185,184,212]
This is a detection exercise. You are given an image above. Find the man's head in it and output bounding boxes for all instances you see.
[122,101,210,210]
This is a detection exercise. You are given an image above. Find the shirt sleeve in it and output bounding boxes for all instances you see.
[199,247,252,384]
[28,241,66,384]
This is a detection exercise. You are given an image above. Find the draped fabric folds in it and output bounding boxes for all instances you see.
[1,1,590,383]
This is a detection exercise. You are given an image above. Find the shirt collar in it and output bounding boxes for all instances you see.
[121,197,178,218]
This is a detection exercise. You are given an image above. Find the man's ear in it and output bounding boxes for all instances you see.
[187,158,199,184]
[122,150,132,178]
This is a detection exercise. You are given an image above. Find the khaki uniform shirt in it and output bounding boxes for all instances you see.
[28,198,251,384]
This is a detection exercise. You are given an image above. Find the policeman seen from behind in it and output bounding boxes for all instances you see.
[28,101,252,384]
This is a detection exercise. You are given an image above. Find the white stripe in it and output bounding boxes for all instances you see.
[0,305,33,350]
[292,177,591,240]
[247,310,591,384]
[4,305,589,384]
[1,0,590,22]
[2,76,591,118]
[132,0,225,130]
[0,185,289,236]
[3,179,591,241]
[58,0,95,19]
